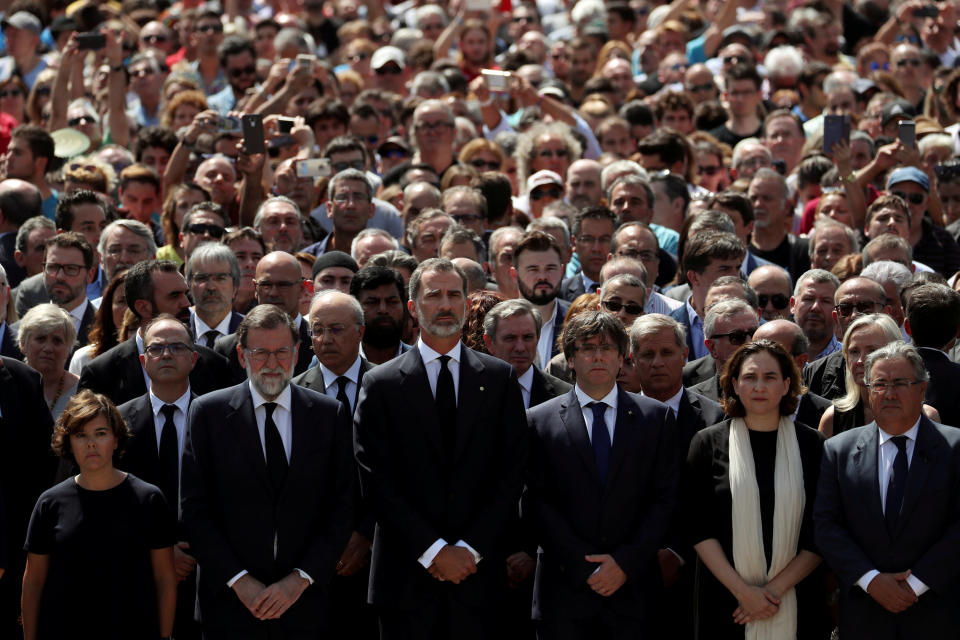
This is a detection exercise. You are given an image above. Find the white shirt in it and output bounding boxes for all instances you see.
[856,418,928,597]
[149,387,190,467]
[192,308,232,345]
[575,384,618,444]
[67,298,88,336]
[415,339,481,569]
[135,331,150,391]
[644,386,683,419]
[318,355,362,413]
[535,302,558,372]
[517,366,535,410]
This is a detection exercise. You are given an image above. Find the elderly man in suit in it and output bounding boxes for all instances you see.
[186,243,245,348]
[181,304,355,639]
[118,314,200,639]
[815,342,960,639]
[354,258,528,639]
[525,310,678,638]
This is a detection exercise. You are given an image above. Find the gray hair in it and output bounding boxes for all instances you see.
[403,180,442,202]
[17,303,77,354]
[808,218,859,260]
[823,71,859,95]
[186,242,241,288]
[600,160,647,192]
[368,249,419,274]
[708,275,759,310]
[182,201,228,229]
[350,228,398,260]
[732,138,771,169]
[861,234,913,267]
[414,3,448,27]
[918,133,953,158]
[253,195,302,230]
[484,298,543,340]
[763,46,804,79]
[274,27,311,54]
[409,257,467,302]
[793,268,841,298]
[690,210,736,235]
[704,298,756,339]
[751,167,789,199]
[629,313,686,353]
[237,303,299,349]
[599,273,647,304]
[606,174,654,207]
[516,121,583,193]
[835,313,903,411]
[410,71,451,97]
[309,289,364,325]
[526,216,571,248]
[407,209,454,248]
[600,255,648,283]
[98,219,158,258]
[860,261,913,297]
[863,340,929,388]
[14,216,55,253]
[327,168,374,202]
[440,225,486,261]
[487,226,524,261]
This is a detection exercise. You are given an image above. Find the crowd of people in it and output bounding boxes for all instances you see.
[3,0,960,638]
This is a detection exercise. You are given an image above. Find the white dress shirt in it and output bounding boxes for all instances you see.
[135,331,150,391]
[574,384,618,444]
[318,355,362,413]
[517,366,535,410]
[644,386,683,419]
[192,308,232,345]
[149,387,191,465]
[856,418,928,597]
[67,298,88,336]
[535,302,558,372]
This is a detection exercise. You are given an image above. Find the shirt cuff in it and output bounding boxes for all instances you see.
[906,573,929,597]
[418,538,448,569]
[857,569,880,593]
[227,570,248,588]
[455,540,482,564]
[665,547,686,566]
[294,568,314,585]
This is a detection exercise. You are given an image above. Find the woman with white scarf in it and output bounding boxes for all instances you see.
[683,339,831,639]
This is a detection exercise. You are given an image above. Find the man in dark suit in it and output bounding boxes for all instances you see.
[186,243,245,348]
[118,314,200,640]
[558,206,619,303]
[354,258,528,639]
[292,289,377,640]
[525,310,678,638]
[181,304,355,639]
[350,265,412,366]
[78,260,232,406]
[904,283,960,428]
[815,342,960,639]
[689,299,759,401]
[513,231,570,371]
[0,355,56,637]
[215,251,313,381]
[0,178,42,288]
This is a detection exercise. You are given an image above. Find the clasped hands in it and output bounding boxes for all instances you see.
[733,585,781,625]
[586,554,627,597]
[427,545,477,584]
[233,572,310,620]
[867,570,919,613]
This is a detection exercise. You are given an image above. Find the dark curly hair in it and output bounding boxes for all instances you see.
[719,338,804,417]
[51,390,131,465]
[463,290,507,354]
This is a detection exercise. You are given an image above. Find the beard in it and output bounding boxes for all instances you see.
[417,306,464,339]
[363,315,404,348]
[518,278,559,306]
[245,363,292,400]
[48,281,84,307]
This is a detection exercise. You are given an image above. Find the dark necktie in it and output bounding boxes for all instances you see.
[263,402,288,492]
[158,404,179,508]
[590,402,611,483]
[885,435,909,534]
[435,355,457,455]
[336,376,351,414]
[203,330,218,349]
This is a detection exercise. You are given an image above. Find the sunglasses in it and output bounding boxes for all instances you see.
[530,187,562,200]
[382,149,408,159]
[184,223,225,237]
[892,191,925,205]
[142,34,168,44]
[332,159,366,172]
[602,299,644,315]
[834,301,882,317]
[722,55,747,65]
[375,65,402,75]
[686,83,715,93]
[131,68,155,78]
[757,293,789,309]
[896,59,922,68]
[698,165,722,176]
[0,89,22,98]
[68,115,97,127]
[470,159,501,170]
[711,328,756,345]
[537,148,568,158]
[229,65,257,78]
[512,16,536,23]
[195,24,223,33]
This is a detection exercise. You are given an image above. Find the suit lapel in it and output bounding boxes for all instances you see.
[286,386,309,483]
[559,389,599,479]
[853,424,890,543]
[605,389,639,489]
[453,348,484,462]
[399,349,445,461]
[120,340,149,397]
[295,321,313,374]
[355,357,371,409]
[894,417,940,537]
[229,387,273,493]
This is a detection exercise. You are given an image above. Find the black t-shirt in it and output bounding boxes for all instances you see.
[708,122,763,148]
[25,474,175,640]
[751,234,811,283]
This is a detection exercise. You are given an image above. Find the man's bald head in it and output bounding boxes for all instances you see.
[254,250,304,315]
[753,318,810,366]
[566,159,604,209]
[0,178,42,229]
[748,265,792,321]
[834,276,889,339]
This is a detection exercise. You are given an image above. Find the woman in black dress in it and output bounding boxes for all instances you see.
[21,390,177,640]
[684,339,828,639]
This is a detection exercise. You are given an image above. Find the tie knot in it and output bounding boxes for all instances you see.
[892,434,908,453]
[161,404,177,420]
[264,402,277,419]
[438,355,451,369]
[590,401,606,417]
[336,375,349,388]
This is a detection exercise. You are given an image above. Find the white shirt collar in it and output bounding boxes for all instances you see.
[67,298,88,324]
[193,307,232,337]
[248,379,293,413]
[517,365,535,392]
[418,338,462,364]
[878,417,922,446]
[320,354,362,389]
[643,386,684,416]
[149,386,191,417]
[574,383,618,410]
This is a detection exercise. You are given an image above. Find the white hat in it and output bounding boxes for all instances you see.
[371,46,406,70]
[527,170,564,192]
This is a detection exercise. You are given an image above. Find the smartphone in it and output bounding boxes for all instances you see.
[481,69,511,92]
[822,114,850,153]
[241,114,265,155]
[76,31,106,50]
[296,54,315,70]
[913,4,939,17]
[277,117,296,134]
[217,115,242,134]
[465,0,490,11]
[898,120,916,149]
[297,158,332,178]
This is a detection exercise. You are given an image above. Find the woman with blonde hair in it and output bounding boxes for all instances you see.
[593,40,633,77]
[17,304,79,420]
[160,89,208,132]
[458,138,505,173]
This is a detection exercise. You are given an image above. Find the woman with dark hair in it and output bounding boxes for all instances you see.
[20,390,177,640]
[463,289,507,353]
[683,339,829,639]
[68,268,131,374]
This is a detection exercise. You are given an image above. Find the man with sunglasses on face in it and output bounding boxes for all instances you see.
[747,264,793,322]
[884,168,960,278]
[207,37,259,116]
[688,298,759,402]
[370,46,410,97]
[179,202,228,263]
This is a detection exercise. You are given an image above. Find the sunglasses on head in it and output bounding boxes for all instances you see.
[530,187,562,200]
[711,328,755,345]
[892,190,925,205]
[758,293,789,309]
[602,299,644,315]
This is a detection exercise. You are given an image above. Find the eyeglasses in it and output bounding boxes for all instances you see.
[130,68,156,78]
[452,214,483,224]
[375,65,403,75]
[686,83,715,93]
[892,191,925,205]
[757,293,789,309]
[0,88,22,98]
[512,15,536,23]
[331,159,366,172]
[469,159,501,170]
[68,115,97,127]
[834,301,882,317]
[141,34,168,44]
[722,55,747,65]
[895,59,922,68]
[190,271,232,285]
[244,347,294,363]
[537,148,568,158]
[332,191,370,204]
[602,299,644,315]
[710,328,756,345]
[417,120,453,131]
[736,156,771,170]
[347,52,370,62]
[144,342,194,358]
[43,262,85,277]
[616,249,657,262]
[309,323,358,338]
[530,187,562,201]
[698,165,722,176]
[184,223,225,237]
[195,23,224,33]
[865,378,923,393]
[105,244,148,257]
[381,149,408,159]
[229,65,257,79]
[253,279,303,291]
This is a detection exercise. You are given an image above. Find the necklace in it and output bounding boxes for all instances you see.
[48,372,66,411]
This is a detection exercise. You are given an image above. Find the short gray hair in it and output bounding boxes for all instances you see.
[186,242,241,288]
[410,71,450,97]
[350,228,398,260]
[408,257,467,302]
[487,226,523,261]
[253,195,301,229]
[98,219,158,258]
[606,174,654,206]
[808,218,859,259]
[704,298,756,339]
[860,260,913,297]
[484,298,543,340]
[526,216,571,248]
[599,273,647,304]
[862,234,913,267]
[600,160,647,192]
[732,138,771,169]
[18,303,77,354]
[629,313,686,353]
[864,341,929,386]
[327,168,374,203]
[793,268,840,298]
[15,216,55,253]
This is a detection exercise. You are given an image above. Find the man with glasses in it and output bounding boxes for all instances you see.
[442,186,488,237]
[815,342,960,639]
[689,298,759,402]
[348,103,382,158]
[790,268,842,364]
[182,304,354,640]
[684,64,718,105]
[513,231,568,371]
[78,260,232,406]
[559,206,619,302]
[527,171,564,220]
[885,168,960,277]
[315,169,375,255]
[127,53,168,128]
[747,264,793,321]
[215,251,314,381]
[208,36,259,115]
[97,219,157,285]
[411,99,457,177]
[27,233,96,350]
[187,243,243,349]
[608,175,680,256]
[890,43,925,109]
[189,9,228,96]
[180,202,228,263]
[597,270,646,323]
[709,63,764,147]
[138,20,175,57]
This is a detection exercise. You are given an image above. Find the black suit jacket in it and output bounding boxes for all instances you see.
[0,322,22,360]
[918,348,960,428]
[529,367,572,408]
[548,299,570,361]
[796,391,831,432]
[803,350,846,401]
[78,337,232,406]
[12,272,47,318]
[181,382,354,632]
[559,274,590,303]
[75,300,97,348]
[0,232,25,288]
[215,318,313,383]
[675,389,725,457]
[689,374,721,403]
[681,355,715,388]
[814,417,960,639]
[292,356,372,411]
[354,345,528,611]
[524,388,678,622]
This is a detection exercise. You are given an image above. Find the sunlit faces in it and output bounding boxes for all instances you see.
[515,248,563,306]
[409,269,466,339]
[811,225,853,271]
[866,356,926,429]
[357,282,405,348]
[309,293,364,374]
[484,312,539,376]
[732,351,790,417]
[574,217,615,281]
[239,325,298,400]
[865,206,910,239]
[632,327,687,398]
[189,258,236,318]
[568,332,623,391]
[259,201,304,253]
[599,280,645,326]
[790,279,836,344]
[69,415,118,473]
[43,245,90,307]
[818,192,854,228]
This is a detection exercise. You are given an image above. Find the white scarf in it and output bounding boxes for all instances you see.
[729,416,805,640]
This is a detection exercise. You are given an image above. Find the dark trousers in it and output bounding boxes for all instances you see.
[328,567,378,640]
[537,612,646,640]
[379,597,500,640]
[202,623,318,640]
